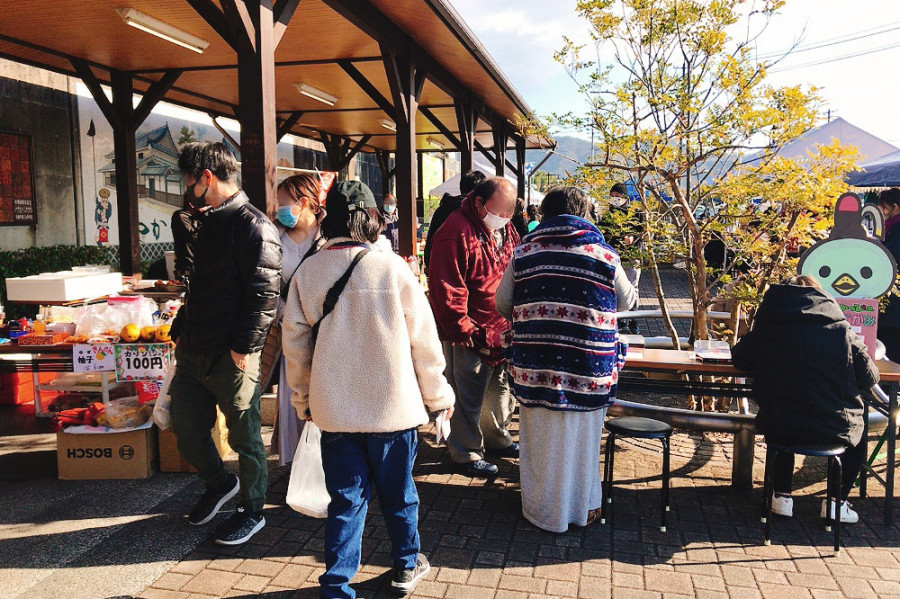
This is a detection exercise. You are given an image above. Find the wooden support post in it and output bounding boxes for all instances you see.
[515,136,527,199]
[235,1,278,220]
[455,101,475,173]
[319,132,372,174]
[110,71,141,276]
[376,149,395,197]
[190,0,299,220]
[493,123,507,177]
[70,60,181,275]
[382,44,421,257]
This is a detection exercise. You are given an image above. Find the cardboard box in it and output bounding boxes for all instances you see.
[57,426,157,480]
[158,409,231,473]
[6,271,123,303]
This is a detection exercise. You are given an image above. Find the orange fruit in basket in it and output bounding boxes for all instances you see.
[140,325,157,342]
[155,324,172,342]
[119,323,140,343]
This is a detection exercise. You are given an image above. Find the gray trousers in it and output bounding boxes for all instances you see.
[443,342,516,463]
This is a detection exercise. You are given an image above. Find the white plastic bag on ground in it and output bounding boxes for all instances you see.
[286,421,330,518]
[152,363,177,430]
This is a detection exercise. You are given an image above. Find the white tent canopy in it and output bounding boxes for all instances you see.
[428,160,545,203]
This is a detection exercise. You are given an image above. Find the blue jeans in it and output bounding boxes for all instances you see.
[319,429,420,599]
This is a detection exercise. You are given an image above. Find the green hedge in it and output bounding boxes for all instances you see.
[0,245,112,321]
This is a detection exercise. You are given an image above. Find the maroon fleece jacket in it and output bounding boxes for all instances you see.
[427,192,520,346]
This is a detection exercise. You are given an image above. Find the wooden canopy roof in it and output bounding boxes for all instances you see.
[0,0,550,153]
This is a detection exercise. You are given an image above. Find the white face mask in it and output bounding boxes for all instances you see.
[483,210,511,231]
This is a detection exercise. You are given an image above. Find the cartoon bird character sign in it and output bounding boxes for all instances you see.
[798,192,897,357]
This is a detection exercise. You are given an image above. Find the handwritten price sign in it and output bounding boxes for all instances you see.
[838,297,879,360]
[115,343,172,381]
[73,343,116,372]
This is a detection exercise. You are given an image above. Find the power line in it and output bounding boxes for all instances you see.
[757,20,900,60]
[770,40,900,73]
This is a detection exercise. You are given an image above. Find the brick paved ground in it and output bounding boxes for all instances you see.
[633,267,693,338]
[137,412,900,599]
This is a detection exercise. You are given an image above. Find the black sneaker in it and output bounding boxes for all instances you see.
[214,506,266,545]
[457,459,498,478]
[188,474,240,526]
[486,442,520,459]
[391,553,430,594]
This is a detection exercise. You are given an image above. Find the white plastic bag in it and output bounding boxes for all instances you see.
[286,422,330,518]
[152,363,177,430]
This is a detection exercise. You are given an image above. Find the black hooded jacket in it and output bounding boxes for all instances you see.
[423,192,464,272]
[732,284,878,446]
[171,191,282,355]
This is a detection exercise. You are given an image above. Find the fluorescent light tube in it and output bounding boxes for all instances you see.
[295,83,338,106]
[379,119,397,132]
[117,8,209,54]
[427,137,443,149]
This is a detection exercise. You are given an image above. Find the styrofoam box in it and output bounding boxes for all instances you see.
[6,271,123,302]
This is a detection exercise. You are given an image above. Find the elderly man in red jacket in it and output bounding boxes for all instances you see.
[428,177,521,477]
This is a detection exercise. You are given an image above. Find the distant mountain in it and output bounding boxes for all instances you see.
[526,135,594,176]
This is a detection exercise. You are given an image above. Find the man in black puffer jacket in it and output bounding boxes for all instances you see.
[170,142,281,545]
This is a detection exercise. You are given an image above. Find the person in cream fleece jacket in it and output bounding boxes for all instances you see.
[282,185,454,599]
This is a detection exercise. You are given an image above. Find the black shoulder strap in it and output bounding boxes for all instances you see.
[310,249,370,345]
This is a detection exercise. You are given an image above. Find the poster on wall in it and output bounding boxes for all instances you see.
[75,83,301,248]
[0,132,36,225]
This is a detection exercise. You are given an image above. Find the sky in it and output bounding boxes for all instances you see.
[448,0,900,150]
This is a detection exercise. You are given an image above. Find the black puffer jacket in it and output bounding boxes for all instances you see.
[732,284,878,446]
[171,191,282,355]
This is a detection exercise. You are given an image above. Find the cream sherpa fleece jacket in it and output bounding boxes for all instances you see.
[282,238,455,433]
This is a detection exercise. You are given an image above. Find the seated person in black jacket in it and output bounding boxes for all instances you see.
[732,275,879,524]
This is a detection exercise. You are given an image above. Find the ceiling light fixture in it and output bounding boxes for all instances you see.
[426,137,444,149]
[379,119,397,132]
[295,83,338,106]
[117,8,209,54]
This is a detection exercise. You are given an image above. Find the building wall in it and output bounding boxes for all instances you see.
[0,60,79,250]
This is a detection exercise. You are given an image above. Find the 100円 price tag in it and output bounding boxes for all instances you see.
[115,343,172,381]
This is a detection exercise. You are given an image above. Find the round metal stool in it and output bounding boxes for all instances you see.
[601,416,674,532]
[761,441,845,554]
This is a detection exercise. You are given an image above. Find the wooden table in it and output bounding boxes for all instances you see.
[619,348,900,524]
[0,344,123,418]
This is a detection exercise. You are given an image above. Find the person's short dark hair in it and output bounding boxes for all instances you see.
[460,170,487,195]
[541,186,591,220]
[526,204,539,221]
[879,188,900,208]
[321,186,381,243]
[178,141,239,184]
[610,183,627,197]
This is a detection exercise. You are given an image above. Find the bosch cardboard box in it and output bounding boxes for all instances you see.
[158,409,231,472]
[56,424,157,480]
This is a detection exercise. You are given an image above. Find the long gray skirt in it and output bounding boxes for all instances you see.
[519,405,607,533]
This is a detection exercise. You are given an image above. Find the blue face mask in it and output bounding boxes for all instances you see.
[383,204,396,214]
[277,205,299,228]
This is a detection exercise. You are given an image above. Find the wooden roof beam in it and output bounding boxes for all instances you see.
[338,60,396,120]
[277,111,304,141]
[419,107,460,148]
[273,0,302,48]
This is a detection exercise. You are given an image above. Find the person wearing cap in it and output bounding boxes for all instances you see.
[428,177,521,478]
[283,185,455,598]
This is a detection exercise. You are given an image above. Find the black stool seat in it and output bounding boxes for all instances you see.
[605,416,673,438]
[767,443,846,458]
